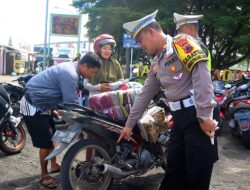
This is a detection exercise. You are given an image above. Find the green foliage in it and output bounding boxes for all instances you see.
[72,0,250,69]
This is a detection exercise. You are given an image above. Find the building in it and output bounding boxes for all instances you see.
[0,45,35,75]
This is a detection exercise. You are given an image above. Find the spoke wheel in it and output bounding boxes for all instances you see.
[60,139,113,190]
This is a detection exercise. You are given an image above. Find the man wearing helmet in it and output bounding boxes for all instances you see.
[84,34,124,96]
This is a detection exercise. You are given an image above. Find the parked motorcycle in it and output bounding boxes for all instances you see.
[0,84,26,154]
[0,72,35,116]
[213,74,250,129]
[215,75,250,148]
[45,101,171,190]
[227,81,250,148]
[213,80,231,129]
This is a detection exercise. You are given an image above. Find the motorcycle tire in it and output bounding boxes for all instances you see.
[60,139,113,190]
[0,123,26,155]
[241,130,250,149]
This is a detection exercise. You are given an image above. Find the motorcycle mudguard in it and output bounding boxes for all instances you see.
[45,142,68,160]
[45,123,83,160]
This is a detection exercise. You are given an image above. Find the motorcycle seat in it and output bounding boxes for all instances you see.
[95,112,126,126]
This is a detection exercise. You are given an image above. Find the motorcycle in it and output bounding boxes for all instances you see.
[227,80,250,148]
[45,99,171,190]
[213,80,231,129]
[0,84,26,154]
[216,75,250,148]
[213,74,250,131]
[0,72,35,116]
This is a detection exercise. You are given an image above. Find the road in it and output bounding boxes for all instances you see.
[0,75,250,190]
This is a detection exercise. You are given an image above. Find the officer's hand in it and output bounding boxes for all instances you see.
[117,126,133,143]
[198,117,219,138]
[101,83,111,92]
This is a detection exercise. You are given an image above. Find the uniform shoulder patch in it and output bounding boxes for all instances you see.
[149,57,158,74]
[173,34,208,72]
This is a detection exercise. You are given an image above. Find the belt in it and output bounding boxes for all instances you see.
[168,97,195,112]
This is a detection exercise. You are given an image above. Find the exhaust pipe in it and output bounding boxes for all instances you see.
[100,164,137,178]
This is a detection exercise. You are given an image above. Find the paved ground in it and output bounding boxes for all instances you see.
[0,75,18,83]
[0,75,250,190]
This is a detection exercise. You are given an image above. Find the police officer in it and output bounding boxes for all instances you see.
[118,10,219,190]
[174,12,221,130]
[173,12,212,71]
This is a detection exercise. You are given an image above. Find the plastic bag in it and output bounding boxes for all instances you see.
[88,88,141,121]
[138,106,169,143]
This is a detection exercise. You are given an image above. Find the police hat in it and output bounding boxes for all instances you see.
[173,12,203,30]
[123,10,158,39]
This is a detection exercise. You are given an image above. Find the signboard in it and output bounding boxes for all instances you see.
[50,14,80,36]
[123,33,140,48]
[34,47,53,54]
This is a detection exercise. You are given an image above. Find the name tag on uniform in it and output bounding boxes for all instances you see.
[165,35,174,59]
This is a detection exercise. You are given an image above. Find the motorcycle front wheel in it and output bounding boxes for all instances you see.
[0,122,26,155]
[60,139,113,190]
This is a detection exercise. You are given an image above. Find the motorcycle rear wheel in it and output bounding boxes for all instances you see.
[60,139,113,190]
[0,123,26,155]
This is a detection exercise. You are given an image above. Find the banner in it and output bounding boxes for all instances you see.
[50,14,80,36]
[213,69,250,81]
[132,64,250,81]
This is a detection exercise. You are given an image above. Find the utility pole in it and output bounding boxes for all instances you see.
[43,0,49,70]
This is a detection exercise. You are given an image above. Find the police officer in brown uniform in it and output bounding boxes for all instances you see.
[118,10,219,190]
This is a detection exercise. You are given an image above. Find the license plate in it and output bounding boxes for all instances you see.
[234,112,250,120]
[52,130,76,143]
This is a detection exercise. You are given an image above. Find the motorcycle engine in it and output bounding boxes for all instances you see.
[123,147,154,169]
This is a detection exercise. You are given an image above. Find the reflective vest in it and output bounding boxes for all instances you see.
[207,50,212,72]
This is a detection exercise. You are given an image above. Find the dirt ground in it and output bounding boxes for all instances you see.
[0,75,250,190]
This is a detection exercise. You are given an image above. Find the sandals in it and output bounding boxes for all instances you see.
[40,175,57,189]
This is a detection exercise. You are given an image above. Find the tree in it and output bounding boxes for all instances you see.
[72,0,250,69]
[186,0,250,69]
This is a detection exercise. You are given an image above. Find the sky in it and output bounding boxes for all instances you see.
[0,0,88,47]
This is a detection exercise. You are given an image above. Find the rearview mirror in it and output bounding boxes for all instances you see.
[224,84,232,89]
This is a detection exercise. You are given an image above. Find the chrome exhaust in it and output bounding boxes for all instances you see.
[100,163,137,178]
